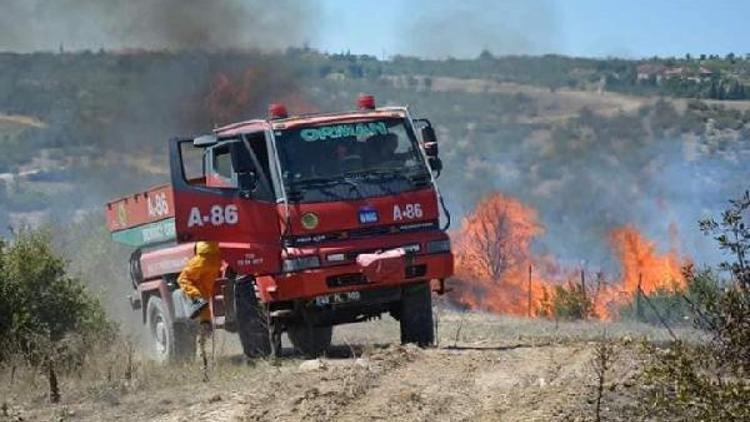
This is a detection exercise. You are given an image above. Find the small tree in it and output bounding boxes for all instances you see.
[643,190,750,419]
[700,190,750,288]
[455,193,543,280]
[0,229,115,401]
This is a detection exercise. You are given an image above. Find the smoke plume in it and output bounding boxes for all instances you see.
[0,0,319,52]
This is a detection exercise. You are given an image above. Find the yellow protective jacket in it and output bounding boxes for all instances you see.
[177,241,222,321]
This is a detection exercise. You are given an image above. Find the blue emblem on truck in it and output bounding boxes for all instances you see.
[358,206,378,224]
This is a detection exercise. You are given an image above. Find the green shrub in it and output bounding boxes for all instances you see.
[0,228,115,364]
[643,341,750,420]
[618,285,689,325]
[539,281,593,320]
[617,267,721,327]
[642,190,750,419]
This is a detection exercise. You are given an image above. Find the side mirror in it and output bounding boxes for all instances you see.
[230,142,254,173]
[421,126,438,158]
[237,172,257,198]
[428,157,443,177]
[230,142,257,197]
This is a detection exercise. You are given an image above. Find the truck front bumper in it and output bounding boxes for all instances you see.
[255,252,453,303]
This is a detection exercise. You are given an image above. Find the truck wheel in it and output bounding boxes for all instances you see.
[234,277,272,358]
[399,282,434,347]
[146,296,196,363]
[287,323,333,358]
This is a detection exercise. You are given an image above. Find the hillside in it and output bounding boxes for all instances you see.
[1,50,749,271]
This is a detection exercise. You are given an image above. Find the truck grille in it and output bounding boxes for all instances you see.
[287,220,439,246]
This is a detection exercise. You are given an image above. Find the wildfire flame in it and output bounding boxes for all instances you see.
[450,192,689,319]
[205,69,319,125]
[206,70,259,124]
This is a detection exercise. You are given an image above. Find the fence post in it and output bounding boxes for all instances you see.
[528,264,533,317]
[580,269,587,298]
[581,269,588,319]
[636,272,644,321]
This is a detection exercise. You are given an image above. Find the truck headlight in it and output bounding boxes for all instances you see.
[282,256,321,272]
[326,253,346,263]
[426,239,451,253]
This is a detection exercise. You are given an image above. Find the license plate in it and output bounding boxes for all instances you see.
[314,291,361,306]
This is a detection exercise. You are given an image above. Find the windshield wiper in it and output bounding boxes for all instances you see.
[346,167,431,185]
[290,176,340,187]
[342,176,364,199]
[287,176,353,201]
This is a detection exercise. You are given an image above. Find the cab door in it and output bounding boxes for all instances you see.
[169,135,281,275]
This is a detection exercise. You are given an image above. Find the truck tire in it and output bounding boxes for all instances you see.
[146,296,196,363]
[399,282,434,347]
[287,323,333,358]
[234,277,272,357]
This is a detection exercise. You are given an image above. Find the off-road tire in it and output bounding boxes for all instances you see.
[146,296,196,363]
[234,277,272,357]
[399,282,434,347]
[287,323,333,358]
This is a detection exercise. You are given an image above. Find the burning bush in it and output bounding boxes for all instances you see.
[450,191,690,320]
[450,192,548,315]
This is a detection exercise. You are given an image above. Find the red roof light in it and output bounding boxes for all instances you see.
[268,103,288,119]
[357,94,376,110]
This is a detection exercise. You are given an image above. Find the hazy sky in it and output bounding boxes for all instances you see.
[316,0,750,58]
[2,0,748,58]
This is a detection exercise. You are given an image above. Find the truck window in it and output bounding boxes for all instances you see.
[213,146,234,179]
[204,142,237,188]
[203,135,275,201]
[179,141,206,185]
[178,133,275,201]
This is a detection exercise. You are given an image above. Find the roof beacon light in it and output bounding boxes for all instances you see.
[268,103,288,119]
[357,94,376,110]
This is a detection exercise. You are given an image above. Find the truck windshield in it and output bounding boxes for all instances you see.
[274,117,431,202]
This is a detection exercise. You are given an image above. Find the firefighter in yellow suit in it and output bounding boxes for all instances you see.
[177,241,223,322]
[178,241,222,370]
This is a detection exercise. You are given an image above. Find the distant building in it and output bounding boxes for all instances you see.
[663,67,686,78]
[636,64,666,83]
[698,67,714,78]
[639,64,716,84]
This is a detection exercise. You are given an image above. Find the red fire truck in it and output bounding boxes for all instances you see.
[106,95,453,361]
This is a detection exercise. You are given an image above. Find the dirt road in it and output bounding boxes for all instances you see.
[3,313,673,422]
[143,343,640,422]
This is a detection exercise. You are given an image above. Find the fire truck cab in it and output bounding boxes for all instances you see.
[106,95,453,361]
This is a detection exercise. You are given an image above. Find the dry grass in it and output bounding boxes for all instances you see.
[0,331,297,421]
[334,307,705,349]
[0,309,703,421]
[427,77,652,122]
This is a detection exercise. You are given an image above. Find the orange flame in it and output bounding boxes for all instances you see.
[450,193,549,315]
[451,192,690,319]
[206,70,259,124]
[592,225,688,317]
[205,70,319,125]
